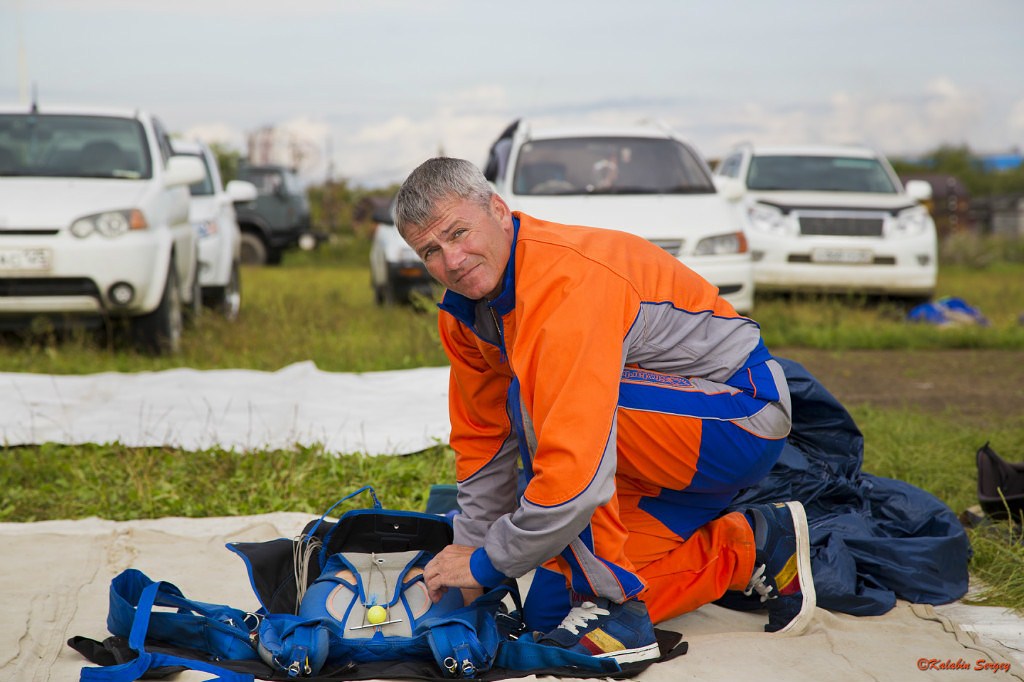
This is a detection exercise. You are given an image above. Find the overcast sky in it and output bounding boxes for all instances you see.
[2,0,1022,186]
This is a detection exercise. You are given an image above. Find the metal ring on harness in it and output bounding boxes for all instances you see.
[243,611,263,631]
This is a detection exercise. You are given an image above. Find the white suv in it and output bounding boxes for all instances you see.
[171,138,257,321]
[0,105,206,354]
[714,143,937,300]
[485,120,754,314]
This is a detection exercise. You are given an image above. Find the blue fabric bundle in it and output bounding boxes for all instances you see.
[907,296,989,326]
[729,358,972,616]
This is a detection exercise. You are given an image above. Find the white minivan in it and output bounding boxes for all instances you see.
[485,120,754,314]
[171,138,257,321]
[0,105,205,353]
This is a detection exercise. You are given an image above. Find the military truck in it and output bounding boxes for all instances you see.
[234,163,312,265]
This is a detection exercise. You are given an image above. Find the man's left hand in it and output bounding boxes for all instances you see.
[423,544,482,603]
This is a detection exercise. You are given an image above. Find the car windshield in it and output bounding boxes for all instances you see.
[746,155,898,193]
[182,152,215,196]
[0,113,152,179]
[512,136,715,196]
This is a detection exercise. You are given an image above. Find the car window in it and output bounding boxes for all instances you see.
[0,113,152,179]
[246,169,284,196]
[182,152,215,196]
[718,153,742,178]
[512,136,715,195]
[282,170,304,194]
[746,155,898,193]
[151,117,174,166]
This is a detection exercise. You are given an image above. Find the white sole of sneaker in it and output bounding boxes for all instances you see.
[773,500,817,635]
[594,641,661,665]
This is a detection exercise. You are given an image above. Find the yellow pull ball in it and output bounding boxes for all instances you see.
[366,605,388,625]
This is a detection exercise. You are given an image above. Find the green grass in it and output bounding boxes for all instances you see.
[0,246,448,375]
[967,526,1024,608]
[756,262,1024,350]
[856,406,1024,512]
[2,252,1021,375]
[0,442,456,522]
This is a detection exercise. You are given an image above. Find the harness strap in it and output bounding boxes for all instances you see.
[81,580,254,682]
[495,637,621,675]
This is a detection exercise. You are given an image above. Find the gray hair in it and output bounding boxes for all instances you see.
[393,157,494,237]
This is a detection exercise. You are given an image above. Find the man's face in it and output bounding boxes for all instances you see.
[403,194,514,300]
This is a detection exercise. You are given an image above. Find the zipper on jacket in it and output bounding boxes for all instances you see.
[489,306,508,363]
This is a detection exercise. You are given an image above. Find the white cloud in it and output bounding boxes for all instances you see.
[183,80,1012,187]
[181,122,247,151]
[1009,99,1024,145]
[34,0,441,18]
[688,79,988,160]
[335,86,518,186]
[183,116,334,179]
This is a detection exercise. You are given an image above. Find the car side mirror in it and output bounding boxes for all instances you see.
[165,155,206,187]
[713,176,745,202]
[904,179,933,202]
[226,179,258,204]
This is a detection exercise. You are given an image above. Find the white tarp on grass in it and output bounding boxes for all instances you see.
[0,361,451,455]
[4,513,1023,682]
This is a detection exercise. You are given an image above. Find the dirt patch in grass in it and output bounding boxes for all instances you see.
[778,348,1024,428]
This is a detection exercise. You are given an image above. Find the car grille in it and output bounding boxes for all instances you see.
[0,278,100,297]
[787,255,897,265]
[798,216,883,237]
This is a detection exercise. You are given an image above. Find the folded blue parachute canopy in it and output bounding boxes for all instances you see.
[907,296,989,326]
[728,357,972,617]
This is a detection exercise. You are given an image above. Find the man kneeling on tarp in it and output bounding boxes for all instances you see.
[395,157,815,664]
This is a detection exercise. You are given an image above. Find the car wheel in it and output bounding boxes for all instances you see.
[240,232,268,266]
[381,279,398,306]
[131,263,183,355]
[184,256,202,327]
[212,261,242,322]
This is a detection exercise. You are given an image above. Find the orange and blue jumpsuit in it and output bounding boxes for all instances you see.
[438,213,792,627]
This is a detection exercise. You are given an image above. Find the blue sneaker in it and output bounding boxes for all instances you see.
[745,501,816,634]
[537,597,660,665]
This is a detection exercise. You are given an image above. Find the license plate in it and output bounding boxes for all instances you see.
[810,248,873,264]
[0,248,52,271]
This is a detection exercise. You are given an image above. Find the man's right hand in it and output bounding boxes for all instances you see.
[423,544,482,602]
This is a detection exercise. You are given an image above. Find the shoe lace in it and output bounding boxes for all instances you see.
[744,564,775,603]
[557,601,610,635]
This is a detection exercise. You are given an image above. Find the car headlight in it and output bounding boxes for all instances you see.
[694,231,748,255]
[401,246,421,264]
[890,207,932,237]
[389,244,424,265]
[69,209,147,239]
[746,202,790,235]
[193,219,219,239]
